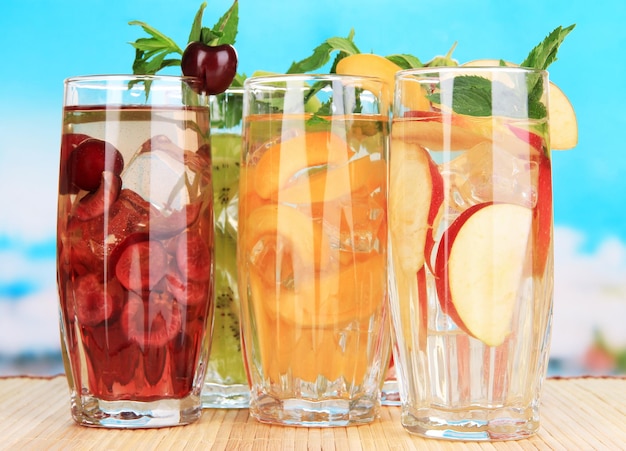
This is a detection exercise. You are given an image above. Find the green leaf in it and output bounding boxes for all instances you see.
[129,20,182,54]
[287,30,360,74]
[211,0,239,45]
[187,2,207,43]
[521,24,576,70]
[386,54,423,70]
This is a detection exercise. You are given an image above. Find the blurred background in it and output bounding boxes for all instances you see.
[1,0,625,376]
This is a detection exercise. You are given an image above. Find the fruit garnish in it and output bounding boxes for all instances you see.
[434,202,532,347]
[129,1,242,93]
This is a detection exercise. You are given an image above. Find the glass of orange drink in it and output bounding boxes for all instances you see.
[238,74,391,426]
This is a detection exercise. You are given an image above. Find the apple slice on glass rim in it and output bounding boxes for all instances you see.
[462,59,578,150]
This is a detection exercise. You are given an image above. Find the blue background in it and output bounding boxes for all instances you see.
[1,0,625,375]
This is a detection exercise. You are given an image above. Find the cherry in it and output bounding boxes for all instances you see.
[59,133,91,194]
[68,138,124,192]
[181,41,238,95]
[73,172,122,221]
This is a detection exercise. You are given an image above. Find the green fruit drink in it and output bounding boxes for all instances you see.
[202,88,249,408]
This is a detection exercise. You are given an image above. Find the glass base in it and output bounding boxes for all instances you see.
[381,379,401,406]
[70,394,202,428]
[201,382,250,409]
[401,405,540,441]
[250,394,380,427]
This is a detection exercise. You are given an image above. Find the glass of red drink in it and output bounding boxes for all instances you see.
[56,75,214,428]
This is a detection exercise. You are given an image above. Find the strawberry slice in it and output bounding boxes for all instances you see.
[121,292,183,347]
[115,239,169,293]
[74,273,123,326]
[165,270,209,306]
[175,230,212,282]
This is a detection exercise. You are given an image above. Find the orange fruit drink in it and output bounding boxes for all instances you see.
[389,67,557,440]
[238,75,390,426]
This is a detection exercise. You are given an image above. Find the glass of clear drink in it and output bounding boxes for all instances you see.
[239,74,391,426]
[57,75,214,428]
[389,67,553,440]
[202,87,249,408]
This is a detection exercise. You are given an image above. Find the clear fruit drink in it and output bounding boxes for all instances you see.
[57,80,214,427]
[389,68,553,440]
[239,106,390,425]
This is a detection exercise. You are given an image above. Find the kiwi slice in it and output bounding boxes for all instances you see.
[211,133,241,238]
[206,228,246,384]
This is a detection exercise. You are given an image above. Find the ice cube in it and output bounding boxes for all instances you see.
[322,197,385,255]
[122,136,196,213]
[444,141,537,211]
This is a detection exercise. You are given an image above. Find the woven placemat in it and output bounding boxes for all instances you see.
[1,376,625,450]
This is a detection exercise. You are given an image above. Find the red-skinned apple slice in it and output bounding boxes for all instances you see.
[389,139,444,273]
[434,202,532,346]
[533,155,553,276]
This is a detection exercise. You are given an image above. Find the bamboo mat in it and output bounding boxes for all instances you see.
[1,376,625,450]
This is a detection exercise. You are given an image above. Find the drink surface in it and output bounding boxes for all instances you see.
[239,113,389,395]
[57,105,213,402]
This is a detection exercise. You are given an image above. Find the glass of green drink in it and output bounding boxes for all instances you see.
[202,87,249,408]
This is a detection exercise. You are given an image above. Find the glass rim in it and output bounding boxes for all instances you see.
[396,66,548,79]
[64,74,202,86]
[243,72,387,87]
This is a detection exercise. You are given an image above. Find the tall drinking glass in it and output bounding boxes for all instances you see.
[202,87,249,408]
[389,67,553,440]
[239,74,390,426]
[57,75,214,428]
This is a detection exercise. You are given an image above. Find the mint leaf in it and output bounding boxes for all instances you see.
[128,20,183,75]
[386,54,423,70]
[211,0,239,45]
[287,30,360,74]
[520,24,576,70]
[187,2,207,43]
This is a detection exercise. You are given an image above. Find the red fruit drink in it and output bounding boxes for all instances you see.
[57,75,213,428]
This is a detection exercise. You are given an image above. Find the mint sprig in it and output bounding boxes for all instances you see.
[428,24,575,119]
[286,29,360,74]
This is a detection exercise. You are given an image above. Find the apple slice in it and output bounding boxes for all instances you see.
[533,154,553,277]
[462,59,578,150]
[389,139,444,273]
[434,202,532,346]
